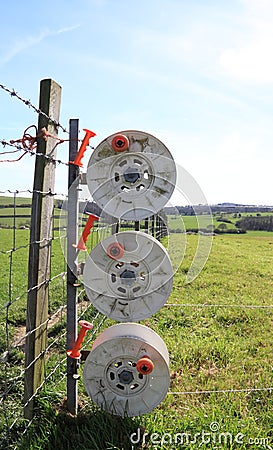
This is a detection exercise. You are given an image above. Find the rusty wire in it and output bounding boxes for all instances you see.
[0,136,70,165]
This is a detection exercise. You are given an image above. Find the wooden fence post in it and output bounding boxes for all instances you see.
[24,79,62,420]
[66,119,79,415]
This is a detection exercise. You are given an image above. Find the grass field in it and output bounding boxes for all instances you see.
[1,194,272,232]
[1,217,273,449]
[168,211,273,233]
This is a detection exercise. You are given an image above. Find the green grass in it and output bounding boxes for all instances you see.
[168,213,273,235]
[1,230,273,449]
[0,196,32,206]
[168,214,214,231]
[0,196,64,229]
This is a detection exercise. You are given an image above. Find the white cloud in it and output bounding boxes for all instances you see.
[154,127,273,205]
[220,1,273,84]
[240,0,273,14]
[220,33,273,84]
[131,1,273,87]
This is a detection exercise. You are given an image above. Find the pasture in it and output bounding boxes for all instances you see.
[0,216,273,449]
[168,211,273,233]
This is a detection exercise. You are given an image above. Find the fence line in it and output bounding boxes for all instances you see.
[0,191,107,446]
[0,80,69,445]
[0,79,107,445]
[1,79,272,447]
[0,193,67,446]
[1,203,270,418]
[0,185,271,445]
[0,189,67,196]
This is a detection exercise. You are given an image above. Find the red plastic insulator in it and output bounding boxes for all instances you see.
[73,213,99,251]
[67,320,94,359]
[106,242,124,259]
[70,129,96,167]
[136,356,154,375]
[111,134,129,152]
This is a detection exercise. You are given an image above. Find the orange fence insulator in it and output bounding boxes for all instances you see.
[67,320,93,359]
[73,213,99,251]
[106,242,124,259]
[136,356,154,375]
[111,134,129,152]
[70,129,96,167]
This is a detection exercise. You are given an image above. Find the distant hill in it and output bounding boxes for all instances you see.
[164,203,273,215]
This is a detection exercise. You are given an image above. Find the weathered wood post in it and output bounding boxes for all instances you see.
[24,79,62,419]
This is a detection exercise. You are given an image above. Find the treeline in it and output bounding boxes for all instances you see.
[165,205,211,215]
[0,203,31,209]
[169,228,246,235]
[236,216,273,232]
[164,205,273,215]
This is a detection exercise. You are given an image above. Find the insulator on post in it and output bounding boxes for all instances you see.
[86,130,176,220]
[83,231,173,322]
[106,242,124,259]
[83,323,170,417]
[111,134,129,152]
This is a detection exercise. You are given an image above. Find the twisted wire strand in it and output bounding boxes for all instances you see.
[0,83,68,133]
[0,137,70,166]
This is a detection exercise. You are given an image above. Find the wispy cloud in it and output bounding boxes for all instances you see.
[1,24,80,66]
[56,24,81,35]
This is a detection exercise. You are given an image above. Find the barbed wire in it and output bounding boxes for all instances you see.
[0,79,272,445]
[0,137,70,166]
[0,188,66,196]
[0,133,95,166]
[0,80,96,166]
[0,83,68,133]
[0,82,99,446]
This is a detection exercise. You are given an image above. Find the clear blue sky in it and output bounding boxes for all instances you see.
[1,0,273,205]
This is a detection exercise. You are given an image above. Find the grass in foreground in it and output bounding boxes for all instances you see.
[15,235,273,450]
[9,233,272,450]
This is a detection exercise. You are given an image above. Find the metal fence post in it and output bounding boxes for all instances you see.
[66,119,80,415]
